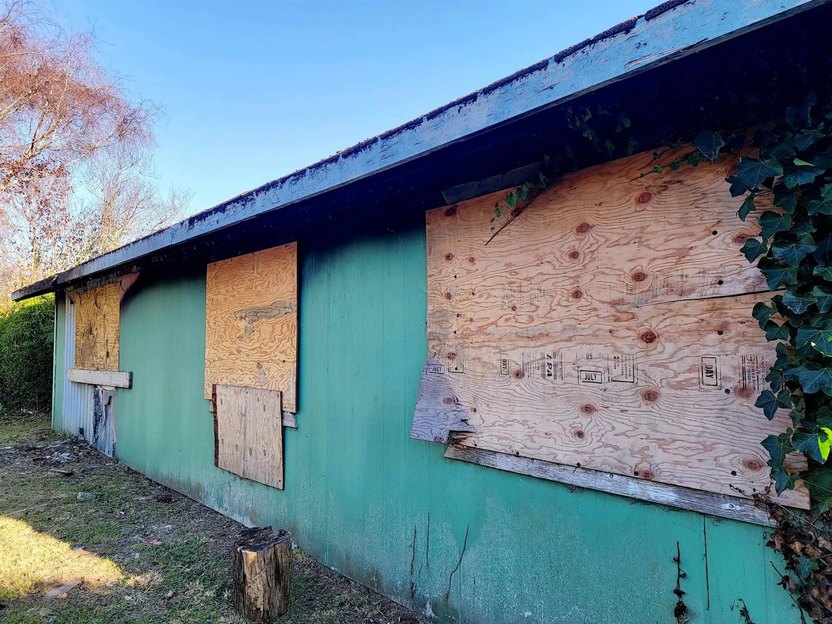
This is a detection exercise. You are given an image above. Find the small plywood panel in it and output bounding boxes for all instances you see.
[215,385,284,489]
[69,273,138,371]
[205,242,298,413]
[417,147,809,509]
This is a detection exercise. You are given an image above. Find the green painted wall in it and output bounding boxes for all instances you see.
[108,218,798,624]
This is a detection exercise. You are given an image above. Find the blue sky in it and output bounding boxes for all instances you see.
[54,1,658,215]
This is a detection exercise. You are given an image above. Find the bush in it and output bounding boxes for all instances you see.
[0,296,54,411]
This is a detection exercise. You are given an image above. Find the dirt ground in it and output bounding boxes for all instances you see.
[0,411,428,624]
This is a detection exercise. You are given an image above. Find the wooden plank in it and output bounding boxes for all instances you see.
[444,445,774,526]
[68,369,132,389]
[208,398,297,428]
[68,273,138,371]
[417,148,809,509]
[215,385,284,489]
[205,243,298,413]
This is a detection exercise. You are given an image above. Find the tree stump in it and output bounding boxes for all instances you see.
[232,527,292,622]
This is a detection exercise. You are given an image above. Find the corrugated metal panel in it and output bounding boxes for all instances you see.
[60,293,114,456]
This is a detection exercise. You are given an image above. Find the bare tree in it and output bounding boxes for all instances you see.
[0,1,189,298]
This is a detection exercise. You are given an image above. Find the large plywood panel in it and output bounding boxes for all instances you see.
[70,273,138,371]
[205,242,298,412]
[416,148,809,509]
[215,385,284,489]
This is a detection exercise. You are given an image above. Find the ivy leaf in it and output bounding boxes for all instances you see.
[752,302,774,328]
[782,291,817,314]
[811,286,832,313]
[505,193,517,209]
[794,125,824,150]
[782,165,824,189]
[755,389,792,420]
[774,186,800,213]
[813,265,832,281]
[762,433,797,494]
[732,157,783,192]
[803,466,832,514]
[793,429,826,463]
[737,194,757,221]
[760,264,798,290]
[693,131,725,162]
[741,238,766,262]
[806,184,832,216]
[820,427,832,462]
[792,363,832,395]
[795,556,819,581]
[764,321,790,341]
[759,211,793,239]
[770,235,816,266]
[796,327,832,357]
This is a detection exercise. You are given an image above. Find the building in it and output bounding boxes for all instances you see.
[14,1,832,622]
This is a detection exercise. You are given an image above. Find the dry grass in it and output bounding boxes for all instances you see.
[0,411,427,624]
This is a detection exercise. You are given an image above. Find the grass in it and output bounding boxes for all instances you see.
[0,410,427,624]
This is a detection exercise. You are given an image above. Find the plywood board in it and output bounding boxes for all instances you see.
[416,148,809,509]
[69,273,138,371]
[205,242,298,412]
[215,385,284,489]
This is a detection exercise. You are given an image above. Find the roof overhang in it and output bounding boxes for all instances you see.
[12,0,830,301]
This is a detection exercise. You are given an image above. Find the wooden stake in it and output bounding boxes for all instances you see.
[232,527,292,622]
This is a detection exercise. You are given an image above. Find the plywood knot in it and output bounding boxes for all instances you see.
[639,330,658,344]
[641,388,660,403]
[513,369,525,379]
[634,467,655,480]
[442,396,455,406]
[575,222,591,234]
[444,205,457,217]
[734,385,754,400]
[467,256,476,265]
[631,270,647,283]
[732,234,748,246]
[444,252,454,261]
[445,292,453,301]
[568,250,580,260]
[742,458,764,472]
[580,403,596,415]
[571,289,583,300]
[637,191,653,204]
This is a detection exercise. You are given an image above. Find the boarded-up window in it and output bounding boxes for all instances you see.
[412,148,809,510]
[205,242,298,413]
[214,385,284,489]
[69,274,138,371]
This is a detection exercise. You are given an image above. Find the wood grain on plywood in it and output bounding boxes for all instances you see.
[215,385,284,489]
[416,148,809,509]
[69,273,138,371]
[205,242,298,412]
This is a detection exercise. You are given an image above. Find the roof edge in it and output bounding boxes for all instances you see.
[12,0,826,301]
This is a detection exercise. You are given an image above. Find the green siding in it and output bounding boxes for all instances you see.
[52,295,65,430]
[113,222,798,624]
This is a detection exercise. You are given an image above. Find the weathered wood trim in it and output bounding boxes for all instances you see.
[68,368,132,389]
[444,445,773,526]
[410,357,476,443]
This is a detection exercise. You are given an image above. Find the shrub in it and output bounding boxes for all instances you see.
[0,296,54,411]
